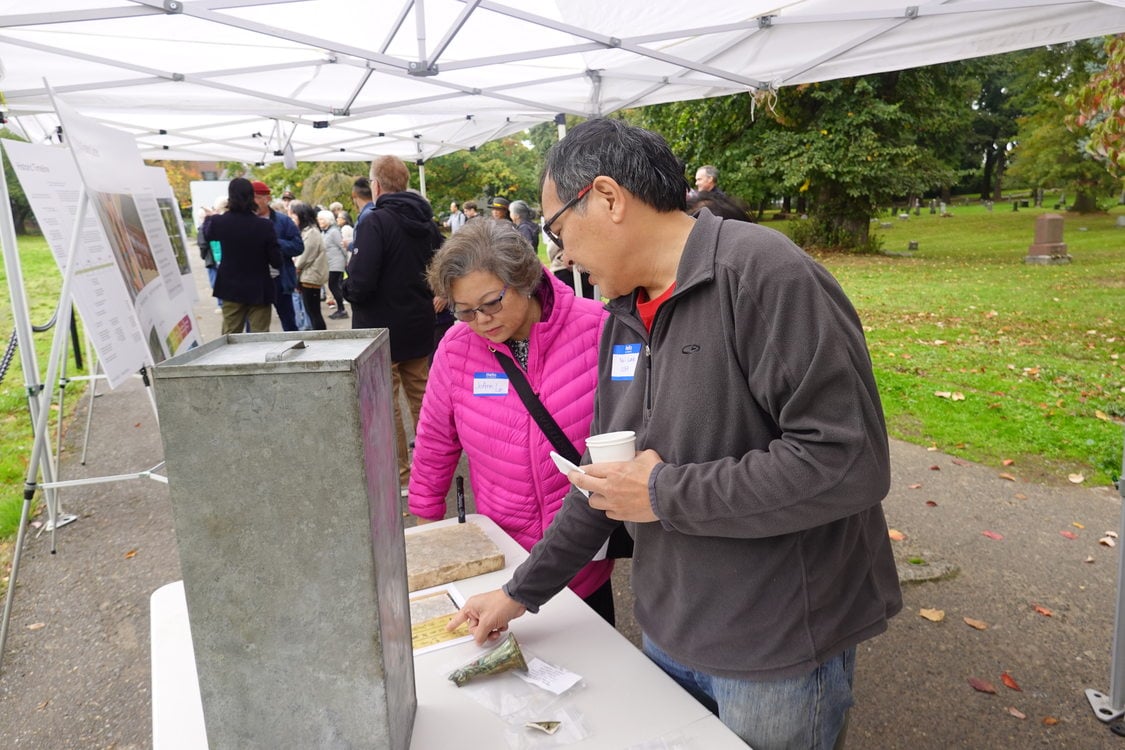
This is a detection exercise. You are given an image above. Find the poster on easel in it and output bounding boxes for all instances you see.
[2,139,149,389]
[52,95,202,367]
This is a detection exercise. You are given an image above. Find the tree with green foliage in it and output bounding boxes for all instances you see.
[1,129,34,235]
[416,135,542,216]
[1006,38,1118,212]
[637,65,978,250]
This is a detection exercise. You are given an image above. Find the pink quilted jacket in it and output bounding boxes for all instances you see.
[408,270,613,598]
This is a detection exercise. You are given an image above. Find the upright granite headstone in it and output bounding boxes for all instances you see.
[152,330,415,750]
[1025,213,1071,265]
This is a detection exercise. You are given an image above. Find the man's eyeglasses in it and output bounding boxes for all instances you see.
[542,184,592,251]
[452,286,508,322]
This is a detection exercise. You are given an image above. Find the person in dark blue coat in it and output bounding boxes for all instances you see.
[209,178,282,334]
[250,180,303,331]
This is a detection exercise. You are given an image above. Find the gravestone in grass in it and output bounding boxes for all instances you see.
[1025,213,1071,265]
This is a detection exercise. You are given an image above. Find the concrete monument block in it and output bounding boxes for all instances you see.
[152,330,414,750]
[1025,213,1071,265]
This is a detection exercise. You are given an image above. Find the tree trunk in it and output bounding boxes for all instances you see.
[981,147,996,202]
[991,150,1006,202]
[1072,189,1098,213]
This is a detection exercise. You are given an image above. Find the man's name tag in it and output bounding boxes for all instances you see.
[611,343,642,381]
[473,372,509,396]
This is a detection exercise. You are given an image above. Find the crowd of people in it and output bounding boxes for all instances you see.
[194,122,900,749]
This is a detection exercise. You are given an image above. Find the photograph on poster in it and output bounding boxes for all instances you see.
[157,196,192,276]
[92,190,160,301]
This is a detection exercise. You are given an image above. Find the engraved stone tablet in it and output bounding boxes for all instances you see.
[406,523,505,591]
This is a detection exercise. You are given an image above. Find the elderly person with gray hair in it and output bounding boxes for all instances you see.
[318,209,349,319]
[407,219,617,624]
[508,199,539,250]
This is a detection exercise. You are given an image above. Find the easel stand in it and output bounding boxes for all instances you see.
[0,171,164,674]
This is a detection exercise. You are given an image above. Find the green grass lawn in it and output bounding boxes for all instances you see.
[801,201,1125,486]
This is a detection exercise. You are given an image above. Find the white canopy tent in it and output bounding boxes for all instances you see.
[3,0,1125,723]
[2,0,1125,164]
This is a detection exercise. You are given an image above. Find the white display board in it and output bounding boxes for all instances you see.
[2,139,150,388]
[4,98,204,385]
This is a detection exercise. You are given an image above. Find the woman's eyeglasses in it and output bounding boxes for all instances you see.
[452,286,508,322]
[542,184,592,251]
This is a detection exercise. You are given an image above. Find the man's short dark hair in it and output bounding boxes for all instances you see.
[463,201,478,212]
[542,118,687,213]
[352,176,373,201]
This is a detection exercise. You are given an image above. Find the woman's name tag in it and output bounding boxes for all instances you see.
[473,372,509,396]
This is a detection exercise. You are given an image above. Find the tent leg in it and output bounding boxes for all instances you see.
[1087,430,1125,722]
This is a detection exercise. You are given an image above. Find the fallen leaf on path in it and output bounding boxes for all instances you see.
[929,465,941,471]
[982,530,1004,540]
[1001,672,1022,691]
[1107,531,1119,539]
[27,622,45,631]
[1100,537,1117,548]
[919,608,945,622]
[952,458,969,466]
[925,500,938,507]
[951,392,965,401]
[1033,604,1053,617]
[1073,522,1085,529]
[1006,706,1026,719]
[1014,492,1027,500]
[888,529,907,541]
[1068,473,1085,484]
[968,677,997,694]
[36,700,49,711]
[124,549,137,559]
[963,617,989,630]
[1086,555,1096,563]
[998,472,1016,481]
[908,556,927,565]
[1002,458,1015,466]
[1096,410,1111,422]
[908,483,922,489]
[934,390,952,399]
[1042,716,1059,726]
[1060,530,1078,540]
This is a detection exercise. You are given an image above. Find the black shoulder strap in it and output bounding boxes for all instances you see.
[492,349,581,465]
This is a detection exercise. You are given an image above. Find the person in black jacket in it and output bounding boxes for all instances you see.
[343,156,444,492]
[209,178,282,334]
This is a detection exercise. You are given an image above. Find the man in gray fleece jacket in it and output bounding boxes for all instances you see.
[451,118,902,750]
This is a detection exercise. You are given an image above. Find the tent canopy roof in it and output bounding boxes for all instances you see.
[3,0,1124,163]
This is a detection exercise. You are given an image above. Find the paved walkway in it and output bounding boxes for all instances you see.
[1,262,1122,748]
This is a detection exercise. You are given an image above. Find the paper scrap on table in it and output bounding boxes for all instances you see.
[515,657,581,695]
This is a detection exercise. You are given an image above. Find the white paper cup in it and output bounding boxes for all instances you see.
[585,430,636,462]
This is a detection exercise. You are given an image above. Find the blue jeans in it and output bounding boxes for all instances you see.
[207,266,221,305]
[642,635,854,750]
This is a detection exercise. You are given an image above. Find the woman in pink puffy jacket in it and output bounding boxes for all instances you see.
[408,219,615,623]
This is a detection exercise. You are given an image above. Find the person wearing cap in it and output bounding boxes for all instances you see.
[342,156,444,492]
[488,196,512,222]
[508,199,539,250]
[251,180,304,330]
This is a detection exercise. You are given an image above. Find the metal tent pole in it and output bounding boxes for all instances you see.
[1087,430,1125,722]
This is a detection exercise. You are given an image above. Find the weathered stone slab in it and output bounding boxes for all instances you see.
[406,523,505,591]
